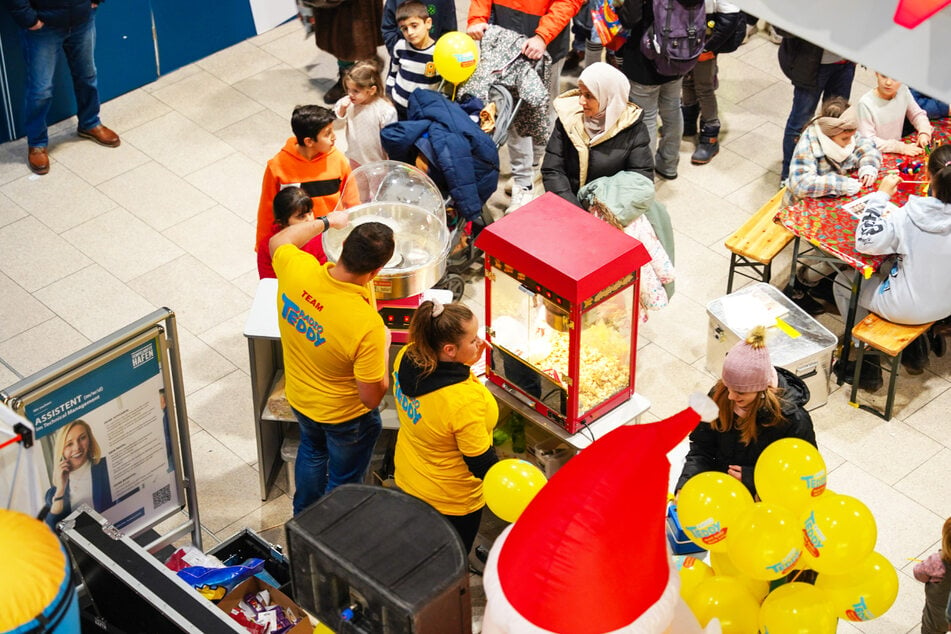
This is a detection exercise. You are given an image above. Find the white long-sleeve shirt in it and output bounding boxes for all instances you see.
[333,96,398,166]
[856,85,933,154]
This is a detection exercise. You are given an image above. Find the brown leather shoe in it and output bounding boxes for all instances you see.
[77,124,120,147]
[28,146,49,175]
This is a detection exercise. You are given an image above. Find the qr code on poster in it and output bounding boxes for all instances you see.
[152,484,171,509]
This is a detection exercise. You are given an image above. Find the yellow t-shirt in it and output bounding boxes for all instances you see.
[392,346,499,516]
[273,244,387,423]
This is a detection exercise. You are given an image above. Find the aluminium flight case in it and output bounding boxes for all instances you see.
[706,283,837,409]
[58,507,244,633]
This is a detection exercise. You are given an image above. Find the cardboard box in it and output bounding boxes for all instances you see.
[218,577,311,634]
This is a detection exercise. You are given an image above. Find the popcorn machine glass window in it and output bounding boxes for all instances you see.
[476,193,650,435]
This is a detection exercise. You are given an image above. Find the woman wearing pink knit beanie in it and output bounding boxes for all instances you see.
[674,326,816,498]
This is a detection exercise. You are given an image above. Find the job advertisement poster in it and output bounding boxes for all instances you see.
[23,336,181,536]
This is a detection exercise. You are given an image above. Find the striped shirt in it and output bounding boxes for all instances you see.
[386,40,440,112]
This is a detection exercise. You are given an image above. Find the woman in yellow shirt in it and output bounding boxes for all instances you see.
[393,300,499,555]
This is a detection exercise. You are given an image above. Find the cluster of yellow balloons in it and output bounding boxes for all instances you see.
[482,458,547,523]
[674,438,898,632]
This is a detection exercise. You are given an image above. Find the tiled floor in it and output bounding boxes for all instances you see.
[1,17,948,634]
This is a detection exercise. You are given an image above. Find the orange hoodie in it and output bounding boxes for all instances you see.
[255,137,351,250]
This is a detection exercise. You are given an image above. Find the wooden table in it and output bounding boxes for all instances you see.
[774,118,950,377]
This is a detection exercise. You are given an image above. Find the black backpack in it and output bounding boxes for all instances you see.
[639,0,708,76]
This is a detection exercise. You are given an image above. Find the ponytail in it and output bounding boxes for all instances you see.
[405,301,475,377]
[927,144,951,203]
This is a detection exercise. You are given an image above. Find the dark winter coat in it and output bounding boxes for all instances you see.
[674,367,816,497]
[776,32,825,90]
[542,90,654,208]
[381,90,500,221]
[314,0,383,62]
[4,0,97,30]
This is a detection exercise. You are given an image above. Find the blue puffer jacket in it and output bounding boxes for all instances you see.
[381,90,499,222]
[4,0,98,30]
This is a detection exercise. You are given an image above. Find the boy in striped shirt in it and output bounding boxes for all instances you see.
[386,1,441,119]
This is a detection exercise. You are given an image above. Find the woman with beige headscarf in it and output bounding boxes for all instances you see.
[542,62,654,209]
[784,96,882,207]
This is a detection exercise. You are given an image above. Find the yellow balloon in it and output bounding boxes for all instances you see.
[726,502,803,581]
[758,582,837,634]
[708,550,770,603]
[815,551,899,622]
[673,555,715,601]
[482,459,547,523]
[801,494,877,575]
[754,438,827,515]
[685,576,760,634]
[433,32,479,84]
[676,472,754,552]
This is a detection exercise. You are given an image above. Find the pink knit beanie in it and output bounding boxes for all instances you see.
[721,326,778,393]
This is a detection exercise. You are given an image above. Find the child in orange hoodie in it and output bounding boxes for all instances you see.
[255,105,351,261]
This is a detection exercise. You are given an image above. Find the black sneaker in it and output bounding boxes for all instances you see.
[786,286,825,316]
[835,358,883,391]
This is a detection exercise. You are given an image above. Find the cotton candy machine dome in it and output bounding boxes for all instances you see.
[326,161,450,299]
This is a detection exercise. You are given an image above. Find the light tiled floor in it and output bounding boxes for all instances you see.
[1,19,948,634]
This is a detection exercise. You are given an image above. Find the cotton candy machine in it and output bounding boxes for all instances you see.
[324,162,452,341]
[325,161,450,300]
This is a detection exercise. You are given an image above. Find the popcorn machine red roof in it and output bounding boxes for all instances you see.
[475,193,651,434]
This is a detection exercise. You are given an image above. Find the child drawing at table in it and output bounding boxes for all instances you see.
[831,144,951,377]
[855,72,933,157]
[784,96,882,208]
[912,517,951,634]
[333,61,398,169]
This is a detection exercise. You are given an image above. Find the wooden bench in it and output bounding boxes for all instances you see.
[724,188,795,293]
[849,313,935,420]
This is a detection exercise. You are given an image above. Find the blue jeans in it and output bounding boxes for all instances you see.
[780,62,855,179]
[21,15,102,148]
[292,407,382,516]
[629,78,683,178]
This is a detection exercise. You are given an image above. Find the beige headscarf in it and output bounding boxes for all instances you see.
[816,108,858,137]
[578,62,631,142]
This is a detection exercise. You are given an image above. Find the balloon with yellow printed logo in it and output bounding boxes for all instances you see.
[801,493,877,575]
[672,555,714,601]
[708,549,770,603]
[815,551,898,622]
[433,32,479,84]
[482,459,547,523]
[676,471,754,552]
[685,576,760,634]
[758,582,837,634]
[726,502,803,581]
[754,438,827,516]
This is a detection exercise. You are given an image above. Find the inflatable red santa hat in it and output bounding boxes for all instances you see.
[481,394,722,634]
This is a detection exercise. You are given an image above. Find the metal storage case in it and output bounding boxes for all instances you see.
[286,484,471,633]
[706,283,837,409]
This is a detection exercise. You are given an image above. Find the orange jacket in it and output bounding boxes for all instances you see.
[467,0,583,46]
[255,138,351,250]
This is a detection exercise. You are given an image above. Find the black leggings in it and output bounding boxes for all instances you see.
[442,507,484,556]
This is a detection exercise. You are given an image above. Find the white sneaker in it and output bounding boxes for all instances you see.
[506,186,536,214]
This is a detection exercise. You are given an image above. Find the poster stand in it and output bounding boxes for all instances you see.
[1,308,202,551]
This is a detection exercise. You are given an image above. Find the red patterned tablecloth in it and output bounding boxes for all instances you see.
[775,118,951,275]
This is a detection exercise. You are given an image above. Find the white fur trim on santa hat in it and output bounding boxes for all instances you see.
[689,392,718,423]
[482,526,689,634]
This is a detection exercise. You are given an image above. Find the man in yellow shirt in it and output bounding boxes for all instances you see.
[270,215,394,515]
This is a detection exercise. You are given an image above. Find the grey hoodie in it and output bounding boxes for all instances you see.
[856,192,951,324]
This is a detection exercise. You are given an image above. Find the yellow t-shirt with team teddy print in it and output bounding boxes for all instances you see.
[273,244,386,423]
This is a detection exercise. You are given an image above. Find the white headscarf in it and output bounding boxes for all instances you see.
[578,62,631,142]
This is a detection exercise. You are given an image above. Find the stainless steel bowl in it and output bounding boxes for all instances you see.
[323,201,450,299]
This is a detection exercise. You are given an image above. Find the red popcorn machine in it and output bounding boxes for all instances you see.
[475,192,650,434]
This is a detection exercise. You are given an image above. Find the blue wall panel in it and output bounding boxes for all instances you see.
[150,0,257,75]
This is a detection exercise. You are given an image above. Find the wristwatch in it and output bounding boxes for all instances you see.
[318,216,330,232]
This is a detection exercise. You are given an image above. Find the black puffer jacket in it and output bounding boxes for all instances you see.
[542,90,654,208]
[674,367,816,497]
[4,0,98,30]
[776,32,825,90]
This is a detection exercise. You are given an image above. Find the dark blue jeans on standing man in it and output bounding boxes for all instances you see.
[291,407,382,516]
[780,61,856,180]
[21,15,102,148]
